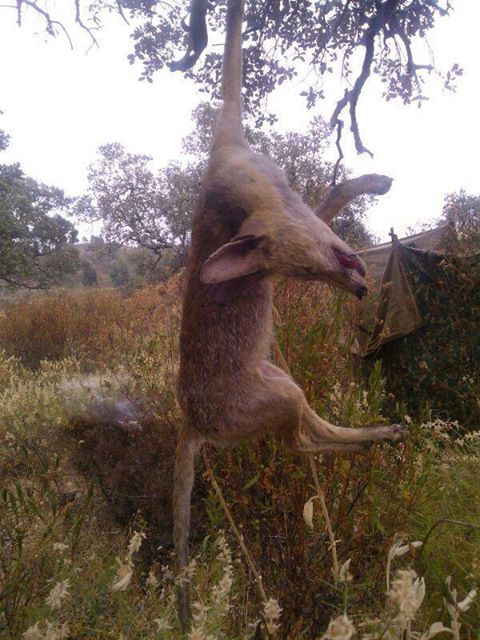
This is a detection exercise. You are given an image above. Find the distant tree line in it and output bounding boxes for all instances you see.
[1,104,479,292]
[76,102,379,286]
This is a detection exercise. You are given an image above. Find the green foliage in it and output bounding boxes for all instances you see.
[77,142,200,265]
[203,280,480,636]
[128,2,458,139]
[109,258,131,288]
[0,134,79,290]
[84,103,375,270]
[442,189,480,256]
[6,2,460,156]
[80,260,97,287]
[0,360,240,637]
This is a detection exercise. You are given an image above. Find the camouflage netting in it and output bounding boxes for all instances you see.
[357,229,480,429]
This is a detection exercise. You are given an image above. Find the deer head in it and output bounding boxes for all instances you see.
[200,173,391,301]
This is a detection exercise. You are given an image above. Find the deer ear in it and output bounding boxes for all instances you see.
[200,235,269,284]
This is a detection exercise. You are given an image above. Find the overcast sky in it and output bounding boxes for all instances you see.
[0,2,479,242]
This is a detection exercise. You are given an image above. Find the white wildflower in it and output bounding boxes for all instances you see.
[389,569,425,623]
[216,533,231,562]
[212,570,233,603]
[338,559,353,584]
[457,587,477,612]
[146,568,159,589]
[111,562,133,592]
[443,595,460,640]
[303,497,315,530]
[191,601,209,629]
[386,537,422,591]
[388,539,422,562]
[154,617,173,631]
[175,557,198,586]
[22,623,43,640]
[419,621,452,640]
[362,390,369,407]
[127,530,146,560]
[263,597,282,635]
[161,564,174,581]
[44,622,69,640]
[46,579,70,611]
[211,535,233,611]
[188,602,216,640]
[321,614,356,640]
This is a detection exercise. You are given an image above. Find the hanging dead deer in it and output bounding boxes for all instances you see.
[174,0,405,625]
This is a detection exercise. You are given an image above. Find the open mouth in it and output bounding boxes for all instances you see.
[334,249,366,277]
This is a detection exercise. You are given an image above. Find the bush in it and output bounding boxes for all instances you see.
[0,275,183,369]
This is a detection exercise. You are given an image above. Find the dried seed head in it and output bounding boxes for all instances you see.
[303,498,315,530]
[46,579,70,611]
[389,569,425,623]
[127,530,146,560]
[111,563,133,592]
[263,597,282,634]
[321,614,356,640]
[338,559,353,584]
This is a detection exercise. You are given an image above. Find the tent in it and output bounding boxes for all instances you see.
[354,225,450,356]
[353,225,480,428]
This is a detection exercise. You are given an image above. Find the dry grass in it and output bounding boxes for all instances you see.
[0,278,479,638]
[0,275,183,369]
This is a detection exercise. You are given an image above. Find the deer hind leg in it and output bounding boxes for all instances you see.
[256,362,405,453]
[214,363,404,454]
[300,403,406,446]
[249,363,403,454]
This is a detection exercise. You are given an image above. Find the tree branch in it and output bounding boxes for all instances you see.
[74,0,99,50]
[331,119,344,187]
[315,173,393,224]
[16,0,74,48]
[330,0,402,156]
[115,0,129,25]
[0,274,48,290]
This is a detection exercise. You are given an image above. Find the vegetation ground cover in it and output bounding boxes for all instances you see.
[0,280,479,638]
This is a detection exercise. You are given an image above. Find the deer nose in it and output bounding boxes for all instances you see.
[356,284,368,300]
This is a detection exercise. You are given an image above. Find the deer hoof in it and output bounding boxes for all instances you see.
[372,423,407,443]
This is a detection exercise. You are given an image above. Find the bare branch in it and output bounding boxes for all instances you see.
[315,173,393,224]
[398,31,433,75]
[330,0,402,156]
[74,0,99,49]
[331,119,344,187]
[19,0,74,48]
[115,0,129,25]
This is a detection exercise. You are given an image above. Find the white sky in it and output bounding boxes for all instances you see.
[0,2,479,242]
